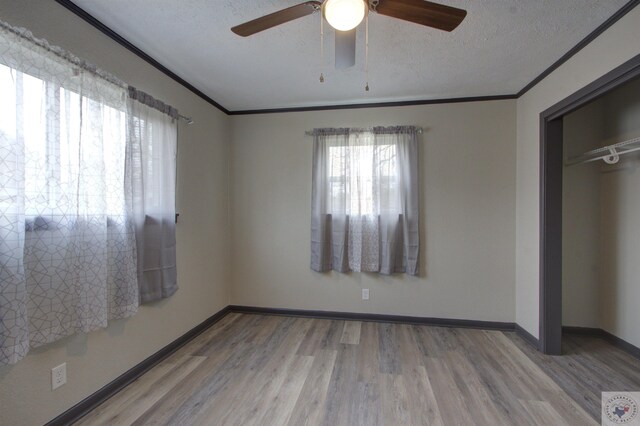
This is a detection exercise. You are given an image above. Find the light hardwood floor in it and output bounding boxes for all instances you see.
[76,313,640,425]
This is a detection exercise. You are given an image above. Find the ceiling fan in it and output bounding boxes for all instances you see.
[231,0,467,69]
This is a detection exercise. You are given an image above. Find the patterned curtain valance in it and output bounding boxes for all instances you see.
[0,19,126,88]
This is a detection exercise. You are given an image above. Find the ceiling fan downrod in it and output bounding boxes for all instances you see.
[365,9,369,91]
[319,8,325,83]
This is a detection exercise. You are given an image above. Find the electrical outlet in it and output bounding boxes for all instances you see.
[362,288,370,300]
[52,363,66,390]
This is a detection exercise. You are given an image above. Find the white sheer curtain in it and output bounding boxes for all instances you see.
[310,127,420,275]
[0,22,138,364]
[127,89,178,303]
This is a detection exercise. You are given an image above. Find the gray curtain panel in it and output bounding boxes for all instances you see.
[310,126,420,275]
[127,88,178,303]
[311,129,350,272]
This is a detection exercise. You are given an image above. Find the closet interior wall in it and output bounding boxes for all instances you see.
[563,77,640,348]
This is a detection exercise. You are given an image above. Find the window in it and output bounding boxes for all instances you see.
[0,21,177,365]
[328,135,399,215]
[0,64,127,224]
[310,127,420,276]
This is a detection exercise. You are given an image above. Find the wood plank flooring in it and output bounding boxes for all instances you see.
[76,313,640,425]
[507,332,640,421]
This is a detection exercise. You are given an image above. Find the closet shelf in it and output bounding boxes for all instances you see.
[566,136,640,166]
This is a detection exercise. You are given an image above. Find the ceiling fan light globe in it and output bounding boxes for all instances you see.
[324,0,366,31]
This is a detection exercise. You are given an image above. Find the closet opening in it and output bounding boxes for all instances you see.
[540,53,640,355]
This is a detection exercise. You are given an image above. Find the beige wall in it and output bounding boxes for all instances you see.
[0,2,230,425]
[230,101,517,322]
[515,6,640,338]
[599,78,640,348]
[562,102,603,328]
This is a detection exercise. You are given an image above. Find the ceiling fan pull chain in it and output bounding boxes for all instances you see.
[365,10,369,91]
[320,5,325,83]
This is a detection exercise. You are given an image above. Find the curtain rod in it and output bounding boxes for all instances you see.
[178,114,193,124]
[305,127,423,136]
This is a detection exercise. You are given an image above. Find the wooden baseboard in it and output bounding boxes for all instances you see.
[45,305,232,426]
[562,326,602,336]
[563,326,640,360]
[515,324,540,349]
[228,305,516,331]
[513,325,640,359]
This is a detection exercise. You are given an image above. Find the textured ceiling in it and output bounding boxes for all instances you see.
[71,0,627,111]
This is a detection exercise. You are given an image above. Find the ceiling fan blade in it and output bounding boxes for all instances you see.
[231,1,322,37]
[375,0,466,32]
[335,29,356,69]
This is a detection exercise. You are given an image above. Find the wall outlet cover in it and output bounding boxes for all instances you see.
[52,363,67,390]
[362,288,370,300]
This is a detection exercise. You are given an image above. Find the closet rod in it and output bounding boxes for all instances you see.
[566,136,640,166]
[305,127,423,136]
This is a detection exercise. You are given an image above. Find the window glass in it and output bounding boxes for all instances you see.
[327,133,399,216]
[0,64,127,220]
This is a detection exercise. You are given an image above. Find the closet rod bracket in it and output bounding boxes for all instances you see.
[604,147,620,164]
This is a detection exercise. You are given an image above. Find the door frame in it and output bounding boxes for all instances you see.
[539,53,640,355]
